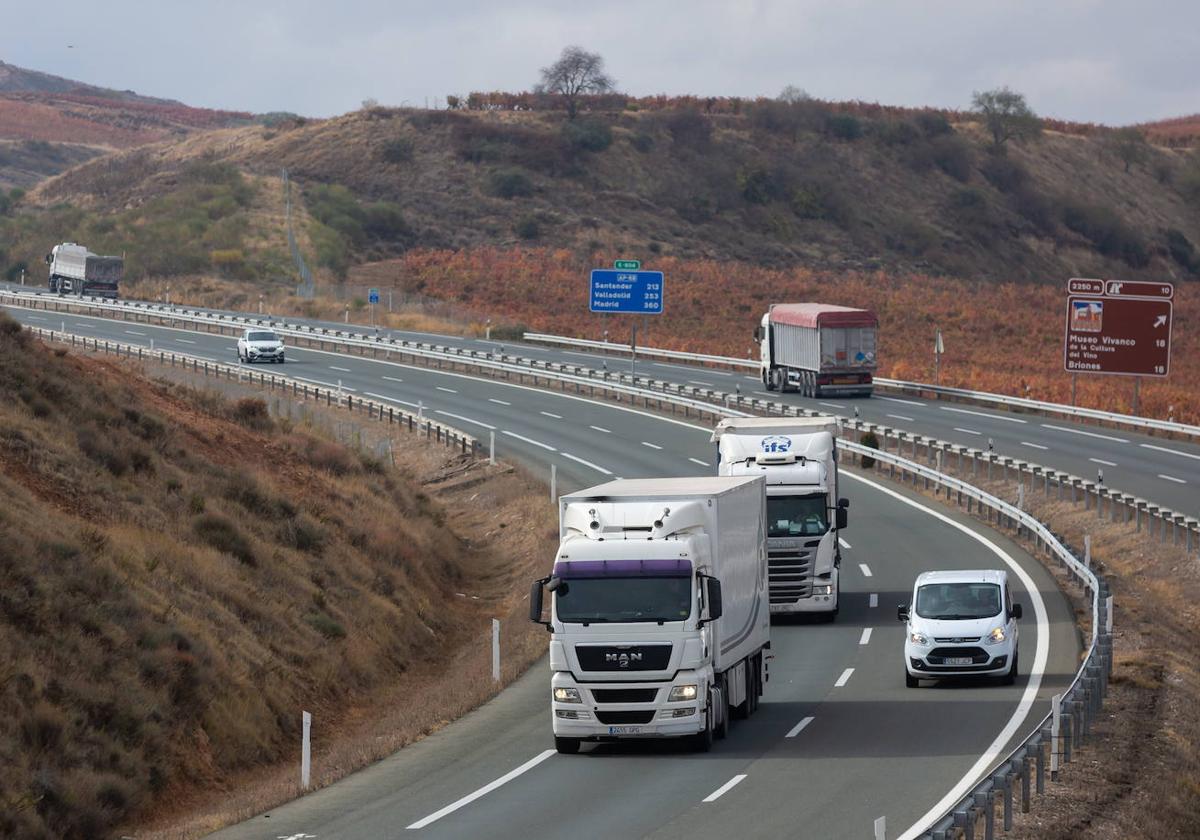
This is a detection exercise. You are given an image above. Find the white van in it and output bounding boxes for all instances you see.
[898,570,1022,687]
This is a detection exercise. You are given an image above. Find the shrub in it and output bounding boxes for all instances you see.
[884,215,939,255]
[305,612,347,640]
[193,513,256,566]
[1011,187,1058,236]
[363,202,410,240]
[514,215,541,239]
[665,110,712,148]
[561,118,612,152]
[1060,200,1150,267]
[1165,228,1200,273]
[948,188,998,241]
[980,155,1028,193]
[931,135,972,182]
[915,111,953,137]
[380,136,414,163]
[629,132,655,152]
[879,119,922,146]
[230,397,272,431]
[279,514,326,554]
[825,114,864,140]
[487,168,534,199]
[859,431,880,468]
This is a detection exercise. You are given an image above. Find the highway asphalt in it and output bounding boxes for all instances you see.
[5,306,1083,840]
[6,287,1193,517]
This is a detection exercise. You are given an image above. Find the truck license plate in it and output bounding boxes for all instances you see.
[833,377,858,384]
[945,657,974,666]
[608,726,643,735]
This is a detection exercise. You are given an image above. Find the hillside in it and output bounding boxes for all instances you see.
[0,314,548,838]
[18,101,1200,285]
[0,60,254,190]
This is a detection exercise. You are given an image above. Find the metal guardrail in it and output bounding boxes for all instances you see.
[24,325,479,457]
[522,331,1200,440]
[28,316,1113,839]
[6,289,1198,558]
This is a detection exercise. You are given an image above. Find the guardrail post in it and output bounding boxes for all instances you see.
[1002,771,1013,831]
[1035,731,1047,793]
[1021,753,1031,813]
[974,790,992,840]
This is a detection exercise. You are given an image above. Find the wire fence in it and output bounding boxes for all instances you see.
[282,168,314,299]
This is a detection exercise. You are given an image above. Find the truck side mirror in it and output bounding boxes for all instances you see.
[706,578,723,622]
[897,604,909,622]
[835,497,850,530]
[529,578,552,629]
[753,326,762,342]
[1011,603,1023,621]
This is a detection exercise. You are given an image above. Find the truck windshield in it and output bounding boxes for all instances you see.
[248,332,278,342]
[767,495,828,537]
[556,576,693,624]
[915,583,1002,620]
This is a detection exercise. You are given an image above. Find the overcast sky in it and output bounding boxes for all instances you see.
[3,1,1197,124]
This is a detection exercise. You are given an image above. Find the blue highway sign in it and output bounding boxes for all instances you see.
[368,288,380,304]
[589,270,664,314]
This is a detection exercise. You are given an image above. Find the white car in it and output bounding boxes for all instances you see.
[899,569,1022,687]
[237,329,285,364]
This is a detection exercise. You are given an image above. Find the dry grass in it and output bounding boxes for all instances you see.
[0,314,555,839]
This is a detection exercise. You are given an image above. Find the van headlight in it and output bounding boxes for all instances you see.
[669,684,698,702]
[985,627,1007,645]
[909,631,930,646]
[553,687,582,703]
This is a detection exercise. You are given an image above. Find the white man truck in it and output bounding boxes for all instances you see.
[713,416,848,619]
[530,476,769,754]
[756,303,878,396]
[45,243,123,299]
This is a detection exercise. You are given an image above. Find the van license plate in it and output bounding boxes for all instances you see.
[945,657,974,666]
[608,726,643,735]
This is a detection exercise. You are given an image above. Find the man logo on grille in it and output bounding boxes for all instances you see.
[606,651,643,668]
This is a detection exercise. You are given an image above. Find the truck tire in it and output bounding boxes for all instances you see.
[554,736,581,755]
[766,368,779,391]
[713,681,729,739]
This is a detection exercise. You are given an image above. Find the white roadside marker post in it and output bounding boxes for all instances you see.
[490,431,496,465]
[301,710,312,791]
[874,815,886,840]
[492,619,501,682]
[550,463,557,500]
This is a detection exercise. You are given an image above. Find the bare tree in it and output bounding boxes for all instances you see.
[1106,127,1149,173]
[778,85,810,104]
[536,46,615,120]
[971,87,1041,152]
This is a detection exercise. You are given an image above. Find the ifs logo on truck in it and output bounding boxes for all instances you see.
[761,435,792,453]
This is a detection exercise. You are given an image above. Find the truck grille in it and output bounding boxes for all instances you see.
[934,637,981,643]
[575,645,672,671]
[595,710,656,725]
[590,688,659,704]
[767,543,817,603]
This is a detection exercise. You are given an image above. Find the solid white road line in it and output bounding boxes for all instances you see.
[834,668,854,687]
[845,471,1050,840]
[869,593,878,608]
[702,775,747,803]
[560,350,595,358]
[488,398,511,405]
[858,563,873,577]
[1158,474,1187,484]
[436,386,458,394]
[72,323,94,328]
[820,401,847,409]
[436,410,496,430]
[1141,442,1200,461]
[838,537,852,549]
[175,338,196,344]
[1020,441,1048,450]
[1041,423,1129,443]
[26,315,45,321]
[687,380,710,386]
[785,716,815,738]
[1089,457,1117,467]
[589,425,611,434]
[887,413,914,423]
[330,365,351,372]
[406,750,556,829]
[941,406,1027,424]
[641,441,663,450]
[503,430,556,451]
[125,330,147,336]
[688,457,710,467]
[364,392,423,408]
[707,370,733,376]
[876,395,925,406]
[859,628,872,645]
[562,452,613,475]
[540,411,563,419]
[953,427,982,436]
[382,375,404,383]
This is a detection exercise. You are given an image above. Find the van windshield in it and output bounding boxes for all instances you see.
[767,494,828,537]
[555,576,693,624]
[916,582,1002,620]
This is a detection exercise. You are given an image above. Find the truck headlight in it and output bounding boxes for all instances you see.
[985,627,1007,645]
[669,684,698,702]
[909,631,930,646]
[813,584,833,596]
[553,687,582,703]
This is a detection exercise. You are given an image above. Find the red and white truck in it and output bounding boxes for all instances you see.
[756,303,878,397]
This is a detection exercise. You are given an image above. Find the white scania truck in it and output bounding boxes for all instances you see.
[530,476,769,754]
[712,416,848,619]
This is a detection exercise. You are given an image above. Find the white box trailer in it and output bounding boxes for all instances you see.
[530,476,769,753]
[756,303,878,396]
[46,243,123,299]
[713,417,848,618]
